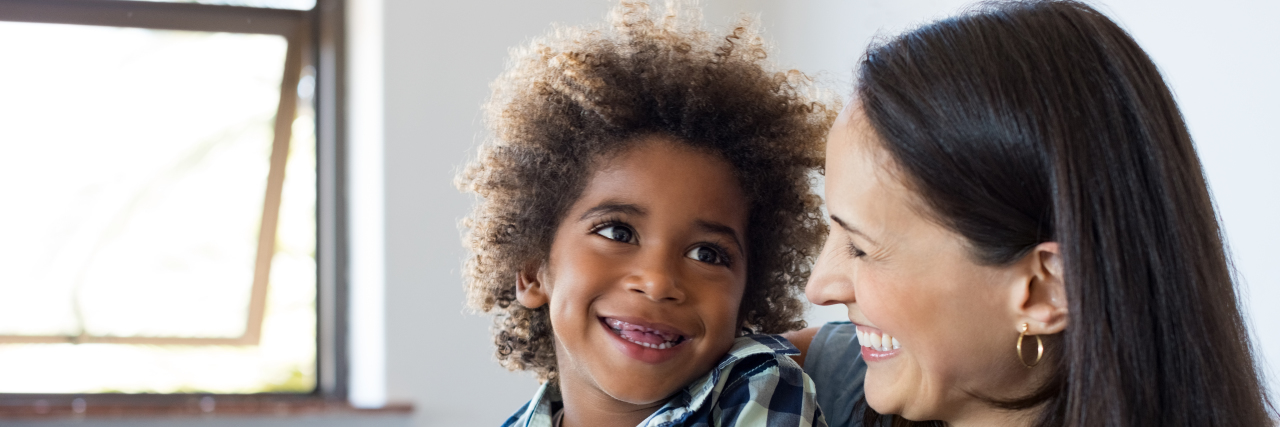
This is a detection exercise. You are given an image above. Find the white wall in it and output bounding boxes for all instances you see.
[382,1,1280,426]
[382,2,609,425]
[1099,0,1280,395]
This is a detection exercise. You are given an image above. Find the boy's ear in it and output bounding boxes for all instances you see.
[1010,242,1069,335]
[515,262,549,309]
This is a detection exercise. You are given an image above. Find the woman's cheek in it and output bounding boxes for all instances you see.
[856,268,902,328]
[861,269,940,365]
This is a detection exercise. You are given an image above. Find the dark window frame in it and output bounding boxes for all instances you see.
[0,0,361,415]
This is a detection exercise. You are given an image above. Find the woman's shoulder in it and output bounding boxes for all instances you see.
[802,322,867,427]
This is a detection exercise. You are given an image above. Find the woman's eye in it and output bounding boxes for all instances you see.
[686,246,725,265]
[594,225,635,243]
[847,242,867,258]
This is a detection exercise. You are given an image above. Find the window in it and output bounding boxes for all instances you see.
[0,0,348,405]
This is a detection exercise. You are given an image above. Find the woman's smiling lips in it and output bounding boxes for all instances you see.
[599,316,691,364]
[855,323,902,362]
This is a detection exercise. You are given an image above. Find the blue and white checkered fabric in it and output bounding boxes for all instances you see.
[501,334,827,427]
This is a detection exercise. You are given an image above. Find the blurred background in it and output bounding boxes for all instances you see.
[1,0,1276,426]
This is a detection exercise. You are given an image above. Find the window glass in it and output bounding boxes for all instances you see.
[0,21,316,394]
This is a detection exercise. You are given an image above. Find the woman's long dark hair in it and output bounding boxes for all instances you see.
[852,1,1272,425]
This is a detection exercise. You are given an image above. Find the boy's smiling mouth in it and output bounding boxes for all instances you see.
[600,317,688,351]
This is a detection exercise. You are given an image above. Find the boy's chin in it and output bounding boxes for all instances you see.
[590,368,694,406]
[601,381,684,406]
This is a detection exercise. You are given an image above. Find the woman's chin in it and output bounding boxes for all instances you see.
[864,390,901,418]
[863,370,912,419]
[866,387,941,424]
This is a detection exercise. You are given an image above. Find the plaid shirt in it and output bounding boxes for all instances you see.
[501,334,827,427]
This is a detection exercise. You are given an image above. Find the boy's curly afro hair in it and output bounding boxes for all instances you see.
[456,0,835,382]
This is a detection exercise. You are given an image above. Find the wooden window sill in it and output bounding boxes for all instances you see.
[0,396,413,419]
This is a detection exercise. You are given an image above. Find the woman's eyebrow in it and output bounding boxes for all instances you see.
[578,201,646,221]
[831,215,879,246]
[695,219,745,255]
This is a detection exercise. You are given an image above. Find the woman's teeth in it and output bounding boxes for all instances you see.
[605,318,684,349]
[857,328,901,352]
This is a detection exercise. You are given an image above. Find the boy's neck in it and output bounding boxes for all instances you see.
[557,380,673,427]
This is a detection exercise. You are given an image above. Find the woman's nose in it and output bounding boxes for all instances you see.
[806,236,855,306]
[624,252,685,303]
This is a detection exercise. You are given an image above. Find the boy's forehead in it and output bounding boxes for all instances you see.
[592,134,711,171]
[576,137,748,226]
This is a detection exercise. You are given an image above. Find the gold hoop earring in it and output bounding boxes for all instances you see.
[1016,323,1044,368]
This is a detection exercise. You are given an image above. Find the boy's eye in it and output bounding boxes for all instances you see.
[595,225,636,243]
[686,246,726,265]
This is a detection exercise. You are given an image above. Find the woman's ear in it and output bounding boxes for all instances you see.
[1013,242,1068,335]
[515,262,550,309]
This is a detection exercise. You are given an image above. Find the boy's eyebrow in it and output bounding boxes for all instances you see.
[695,220,745,255]
[579,201,646,221]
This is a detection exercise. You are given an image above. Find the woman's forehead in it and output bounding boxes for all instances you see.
[824,108,935,244]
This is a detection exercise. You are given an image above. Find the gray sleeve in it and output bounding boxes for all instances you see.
[803,322,867,427]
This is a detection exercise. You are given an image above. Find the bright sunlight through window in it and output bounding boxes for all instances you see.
[0,21,316,394]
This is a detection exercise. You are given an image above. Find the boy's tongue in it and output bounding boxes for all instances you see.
[607,318,676,344]
[620,329,668,345]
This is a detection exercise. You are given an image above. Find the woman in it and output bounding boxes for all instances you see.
[788,0,1273,425]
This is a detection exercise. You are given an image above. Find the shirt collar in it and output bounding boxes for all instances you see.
[509,381,562,427]
[644,334,798,424]
[510,334,797,427]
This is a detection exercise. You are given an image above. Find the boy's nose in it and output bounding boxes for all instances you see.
[623,255,685,303]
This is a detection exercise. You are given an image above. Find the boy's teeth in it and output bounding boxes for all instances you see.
[633,340,674,350]
[605,318,681,348]
[857,328,901,351]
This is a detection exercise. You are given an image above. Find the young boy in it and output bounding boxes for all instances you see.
[457,2,835,425]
